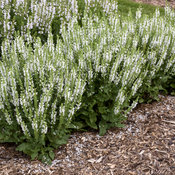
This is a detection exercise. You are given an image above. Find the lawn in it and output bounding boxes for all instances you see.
[118,0,165,18]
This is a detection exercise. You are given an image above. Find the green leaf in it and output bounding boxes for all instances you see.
[81,111,89,116]
[52,133,70,148]
[39,153,52,165]
[81,114,98,129]
[68,121,86,130]
[89,113,97,125]
[102,114,111,121]
[139,98,144,103]
[16,142,31,153]
[98,106,107,114]
[99,120,108,136]
[16,141,41,161]
[171,91,175,96]
[115,123,125,128]
[49,150,55,160]
[170,83,175,88]
[31,151,38,160]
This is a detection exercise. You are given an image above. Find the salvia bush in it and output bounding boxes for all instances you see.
[0,0,175,164]
[0,0,118,57]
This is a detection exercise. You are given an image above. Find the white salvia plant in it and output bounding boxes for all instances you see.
[0,0,119,43]
[66,4,174,117]
[0,30,86,140]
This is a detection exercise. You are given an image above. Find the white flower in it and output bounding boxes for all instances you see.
[60,104,65,116]
[114,107,119,115]
[40,120,48,134]
[5,111,13,125]
[136,8,142,20]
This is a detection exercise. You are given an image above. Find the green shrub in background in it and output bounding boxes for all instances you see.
[0,0,175,164]
[1,0,168,57]
[0,0,118,58]
[134,7,175,102]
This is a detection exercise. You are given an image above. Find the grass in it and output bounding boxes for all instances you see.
[117,0,165,18]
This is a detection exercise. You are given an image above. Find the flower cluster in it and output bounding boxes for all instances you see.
[0,31,86,140]
[0,0,118,43]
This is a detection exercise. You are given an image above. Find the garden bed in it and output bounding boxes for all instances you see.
[0,95,175,174]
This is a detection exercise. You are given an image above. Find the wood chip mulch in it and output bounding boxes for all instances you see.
[0,95,175,175]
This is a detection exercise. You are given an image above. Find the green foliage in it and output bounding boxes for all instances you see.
[0,0,168,59]
[72,75,126,136]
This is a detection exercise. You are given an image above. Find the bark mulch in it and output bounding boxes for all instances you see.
[0,95,175,175]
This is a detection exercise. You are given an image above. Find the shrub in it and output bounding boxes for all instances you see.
[0,0,118,58]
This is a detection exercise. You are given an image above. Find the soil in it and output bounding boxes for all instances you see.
[0,1,175,175]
